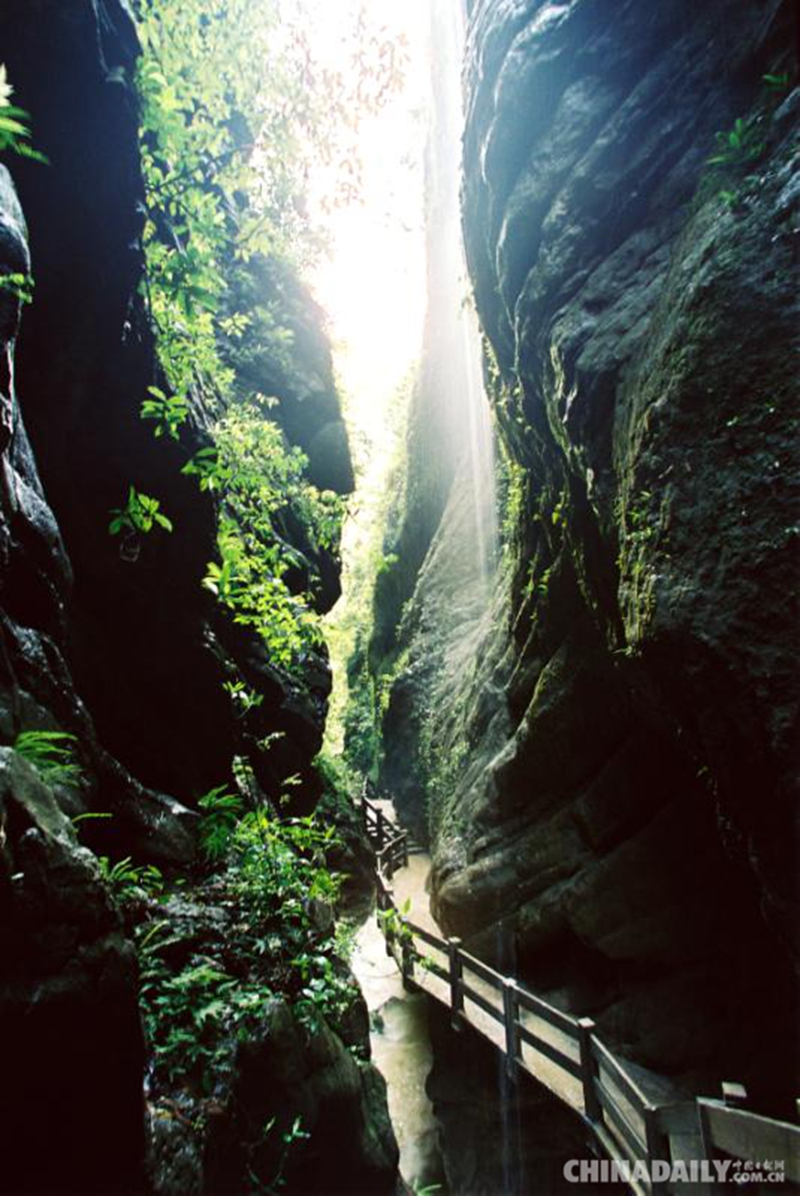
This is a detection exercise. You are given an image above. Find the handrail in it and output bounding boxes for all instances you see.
[361,796,799,1195]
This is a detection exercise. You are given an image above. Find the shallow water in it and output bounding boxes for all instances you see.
[352,910,447,1193]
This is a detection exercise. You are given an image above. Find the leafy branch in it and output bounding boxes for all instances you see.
[109,486,173,537]
[0,64,48,163]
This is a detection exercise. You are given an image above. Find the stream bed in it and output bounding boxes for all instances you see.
[351,907,448,1194]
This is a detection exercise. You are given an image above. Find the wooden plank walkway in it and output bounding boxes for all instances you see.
[362,796,800,1196]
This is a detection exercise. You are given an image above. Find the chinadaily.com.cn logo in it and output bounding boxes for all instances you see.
[563,1159,788,1185]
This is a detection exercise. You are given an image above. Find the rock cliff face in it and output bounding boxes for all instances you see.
[381,0,798,1105]
[0,0,353,812]
[0,4,391,1192]
[0,151,150,1193]
[371,1,500,844]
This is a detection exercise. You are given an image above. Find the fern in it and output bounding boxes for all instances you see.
[198,785,244,861]
[13,730,82,787]
[97,855,164,903]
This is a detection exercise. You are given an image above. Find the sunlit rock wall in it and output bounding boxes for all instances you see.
[430,0,797,1102]
[371,2,502,842]
[0,0,353,812]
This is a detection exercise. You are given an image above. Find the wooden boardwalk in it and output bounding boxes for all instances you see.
[362,797,800,1196]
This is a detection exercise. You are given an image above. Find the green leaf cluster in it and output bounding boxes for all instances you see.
[0,272,35,306]
[0,64,47,163]
[213,402,345,556]
[140,385,189,440]
[204,523,321,672]
[97,856,165,904]
[707,115,765,170]
[197,784,244,860]
[109,486,173,537]
[13,730,82,787]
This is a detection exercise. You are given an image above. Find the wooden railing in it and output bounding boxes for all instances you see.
[697,1088,800,1188]
[362,796,800,1196]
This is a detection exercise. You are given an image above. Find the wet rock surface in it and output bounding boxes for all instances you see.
[379,0,798,1112]
[0,7,392,1194]
[143,888,398,1196]
[0,748,146,1194]
[426,1001,598,1196]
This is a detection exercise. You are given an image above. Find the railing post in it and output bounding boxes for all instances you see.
[502,977,521,1081]
[376,809,385,852]
[403,833,409,868]
[577,1018,602,1123]
[644,1105,670,1196]
[383,884,395,957]
[401,932,416,991]
[721,1081,748,1108]
[448,937,463,1029]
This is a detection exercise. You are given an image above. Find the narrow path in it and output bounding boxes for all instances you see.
[365,796,800,1196]
[366,796,800,1196]
[373,801,586,1115]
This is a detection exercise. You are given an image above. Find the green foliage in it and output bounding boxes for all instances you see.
[13,730,82,787]
[109,486,173,536]
[707,115,764,170]
[618,489,656,560]
[135,0,406,405]
[223,680,264,719]
[139,933,275,1089]
[700,71,791,207]
[499,453,526,551]
[204,523,321,672]
[214,403,345,555]
[141,385,189,440]
[0,272,34,306]
[138,806,352,1096]
[228,809,354,1032]
[376,552,398,577]
[376,899,413,947]
[0,64,47,163]
[181,445,231,492]
[290,948,357,1033]
[197,401,345,673]
[528,562,554,599]
[252,1116,311,1195]
[340,641,381,779]
[133,0,403,682]
[198,785,245,860]
[98,856,164,904]
[550,490,567,528]
[230,810,342,922]
[762,72,790,93]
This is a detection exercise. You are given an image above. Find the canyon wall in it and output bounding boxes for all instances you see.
[380,0,798,1107]
[0,4,393,1192]
[1,2,355,813]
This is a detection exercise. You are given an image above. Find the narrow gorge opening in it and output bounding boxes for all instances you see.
[0,2,797,1196]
